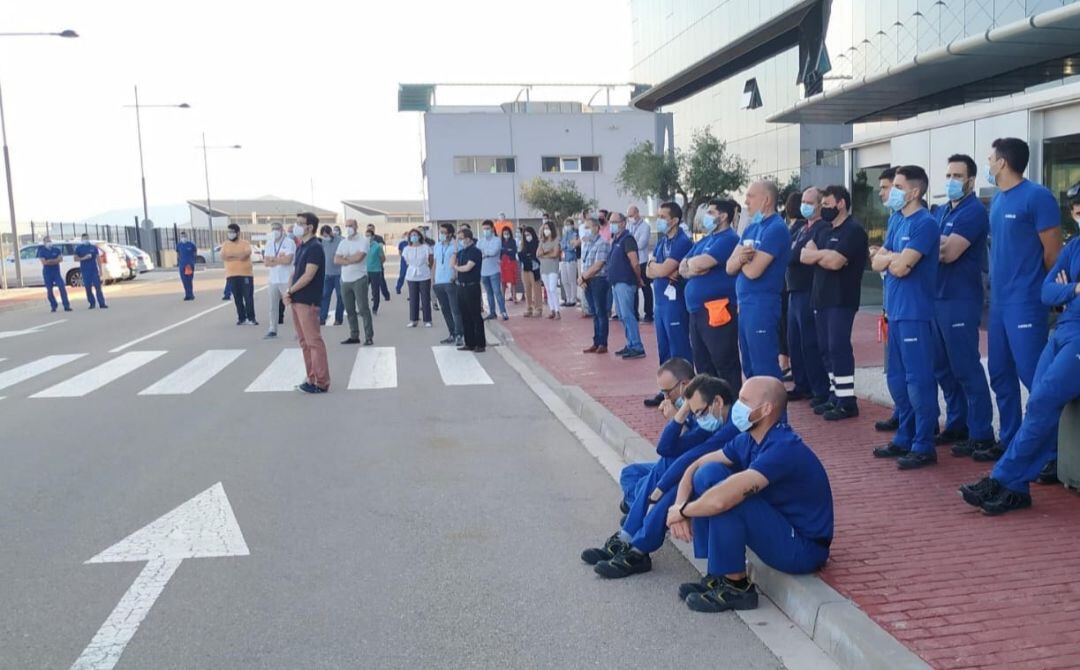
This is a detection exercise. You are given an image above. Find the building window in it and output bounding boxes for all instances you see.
[815,149,843,168]
[454,156,516,174]
[541,156,601,173]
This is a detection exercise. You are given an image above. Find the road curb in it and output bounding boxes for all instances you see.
[487,320,931,670]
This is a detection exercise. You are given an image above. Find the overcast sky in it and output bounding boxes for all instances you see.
[5,1,632,222]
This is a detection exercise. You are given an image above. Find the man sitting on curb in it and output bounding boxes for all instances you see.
[667,376,834,612]
[585,375,738,579]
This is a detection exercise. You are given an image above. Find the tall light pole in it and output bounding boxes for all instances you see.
[123,88,189,235]
[0,28,78,290]
[200,134,241,263]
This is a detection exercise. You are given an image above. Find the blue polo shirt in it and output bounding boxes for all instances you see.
[433,240,459,285]
[685,228,739,314]
[736,213,791,305]
[1041,238,1080,337]
[560,229,579,263]
[989,179,1061,307]
[652,229,693,304]
[291,238,326,306]
[936,193,988,302]
[74,242,101,279]
[607,230,639,285]
[884,208,939,321]
[721,423,834,542]
[37,245,63,279]
[177,240,198,267]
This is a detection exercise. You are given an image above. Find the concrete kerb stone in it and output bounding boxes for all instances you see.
[486,319,932,670]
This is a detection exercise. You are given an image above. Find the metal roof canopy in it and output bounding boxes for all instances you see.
[631,0,822,112]
[770,3,1080,125]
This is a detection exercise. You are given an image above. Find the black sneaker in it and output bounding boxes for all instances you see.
[364,338,374,346]
[685,580,759,612]
[952,438,995,458]
[980,488,1032,516]
[824,405,859,421]
[814,402,835,416]
[623,349,647,360]
[875,416,900,432]
[810,395,830,408]
[678,574,720,600]
[972,442,1006,463]
[474,347,486,353]
[644,392,665,408]
[296,382,327,394]
[934,427,969,446]
[249,320,259,326]
[787,389,811,401]
[440,336,455,345]
[873,442,910,458]
[897,451,937,470]
[959,477,1001,508]
[614,347,630,357]
[341,338,361,344]
[236,320,247,326]
[1036,460,1059,486]
[581,533,629,565]
[594,548,652,579]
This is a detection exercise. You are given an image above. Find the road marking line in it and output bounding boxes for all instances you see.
[138,349,246,395]
[244,348,305,392]
[0,354,87,392]
[0,318,67,340]
[431,346,493,386]
[32,351,166,398]
[347,347,397,389]
[109,287,266,353]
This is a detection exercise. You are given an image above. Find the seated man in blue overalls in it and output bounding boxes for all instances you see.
[666,376,834,612]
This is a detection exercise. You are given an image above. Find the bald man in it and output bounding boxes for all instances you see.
[666,376,834,612]
[726,181,792,380]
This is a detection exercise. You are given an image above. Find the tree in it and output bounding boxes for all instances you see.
[616,126,750,233]
[519,177,595,222]
[778,172,801,211]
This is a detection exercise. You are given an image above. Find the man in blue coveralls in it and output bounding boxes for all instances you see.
[680,199,742,394]
[932,155,996,457]
[585,374,738,579]
[37,236,71,312]
[972,138,1062,465]
[786,187,830,407]
[643,202,694,407]
[960,230,1080,515]
[177,231,198,300]
[873,168,903,433]
[725,180,791,379]
[74,234,107,309]
[665,376,833,612]
[870,165,941,470]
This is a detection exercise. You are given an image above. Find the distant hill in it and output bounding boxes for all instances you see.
[80,204,191,227]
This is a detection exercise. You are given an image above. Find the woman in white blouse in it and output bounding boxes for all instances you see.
[402,228,434,328]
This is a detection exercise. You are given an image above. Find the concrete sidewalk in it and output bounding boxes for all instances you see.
[492,299,1080,670]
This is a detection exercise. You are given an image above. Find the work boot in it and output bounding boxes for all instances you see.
[685,580,759,612]
[594,548,652,579]
[581,533,629,566]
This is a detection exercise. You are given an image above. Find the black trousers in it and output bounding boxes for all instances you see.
[227,276,256,323]
[634,263,654,320]
[689,308,742,396]
[457,282,486,348]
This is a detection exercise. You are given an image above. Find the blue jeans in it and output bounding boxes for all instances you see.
[320,275,344,323]
[612,282,642,351]
[481,273,506,317]
[586,277,611,347]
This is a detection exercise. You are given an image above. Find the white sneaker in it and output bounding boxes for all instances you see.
[405,322,417,328]
[423,322,433,328]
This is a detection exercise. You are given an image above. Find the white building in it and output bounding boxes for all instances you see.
[341,199,425,242]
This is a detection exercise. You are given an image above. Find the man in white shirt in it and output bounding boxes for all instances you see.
[629,204,654,322]
[263,222,296,339]
[335,219,374,345]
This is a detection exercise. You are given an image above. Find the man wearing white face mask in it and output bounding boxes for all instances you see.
[335,219,374,346]
[285,213,330,393]
[666,376,833,612]
[263,222,296,339]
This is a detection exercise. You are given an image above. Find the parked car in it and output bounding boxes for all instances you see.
[112,245,138,280]
[117,245,155,273]
[5,241,128,287]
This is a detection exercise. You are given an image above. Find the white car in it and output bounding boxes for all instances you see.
[5,241,129,287]
[117,245,155,273]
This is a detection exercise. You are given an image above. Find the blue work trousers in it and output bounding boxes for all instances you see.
[179,265,195,299]
[655,291,693,365]
[934,299,993,441]
[83,272,106,307]
[988,303,1049,448]
[738,298,783,380]
[887,320,938,454]
[815,306,858,410]
[44,272,70,310]
[787,291,828,399]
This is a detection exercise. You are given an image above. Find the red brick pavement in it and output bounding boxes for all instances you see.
[499,298,1080,670]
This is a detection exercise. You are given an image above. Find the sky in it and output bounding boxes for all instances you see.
[4,0,633,224]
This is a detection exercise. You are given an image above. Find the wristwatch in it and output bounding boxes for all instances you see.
[679,500,691,519]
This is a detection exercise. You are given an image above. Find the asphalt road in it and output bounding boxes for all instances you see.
[0,268,785,669]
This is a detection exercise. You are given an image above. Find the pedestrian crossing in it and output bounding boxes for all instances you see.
[0,345,498,399]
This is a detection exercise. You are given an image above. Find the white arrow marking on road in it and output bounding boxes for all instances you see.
[71,482,249,670]
[0,318,67,340]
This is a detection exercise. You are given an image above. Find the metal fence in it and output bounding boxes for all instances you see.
[28,221,141,247]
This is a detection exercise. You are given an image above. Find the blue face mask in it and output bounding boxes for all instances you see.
[701,214,717,232]
[799,203,815,219]
[886,186,907,212]
[984,163,997,187]
[674,397,685,409]
[731,399,755,432]
[610,223,621,235]
[656,219,669,235]
[410,235,420,244]
[483,229,493,239]
[945,178,965,201]
[695,410,721,433]
[750,211,764,226]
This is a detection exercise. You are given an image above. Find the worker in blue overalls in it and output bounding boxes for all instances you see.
[873,168,904,433]
[74,234,107,309]
[870,165,940,470]
[960,223,1080,515]
[973,137,1062,465]
[725,180,791,379]
[933,155,995,457]
[36,236,71,312]
[643,201,694,407]
[177,231,198,300]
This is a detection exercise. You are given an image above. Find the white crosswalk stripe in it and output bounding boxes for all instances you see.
[347,347,397,390]
[31,351,166,398]
[244,348,305,392]
[431,346,493,386]
[139,349,246,395]
[0,354,87,392]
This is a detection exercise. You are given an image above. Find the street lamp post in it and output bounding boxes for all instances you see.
[200,134,241,263]
[124,88,189,246]
[0,28,78,290]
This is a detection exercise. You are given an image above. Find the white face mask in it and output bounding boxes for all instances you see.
[273,229,283,241]
[44,242,53,249]
[293,224,306,238]
[347,227,357,238]
[227,232,238,241]
[542,229,551,238]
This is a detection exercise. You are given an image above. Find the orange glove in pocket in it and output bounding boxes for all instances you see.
[704,298,732,327]
[183,265,194,276]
